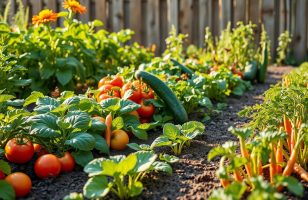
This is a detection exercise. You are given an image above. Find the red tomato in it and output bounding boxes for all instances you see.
[5,138,34,164]
[109,75,124,88]
[98,77,111,88]
[137,100,155,118]
[129,110,140,119]
[33,144,41,152]
[110,130,129,150]
[34,154,61,179]
[58,152,75,173]
[140,83,155,99]
[0,170,5,179]
[121,81,142,103]
[5,172,32,197]
[98,84,121,97]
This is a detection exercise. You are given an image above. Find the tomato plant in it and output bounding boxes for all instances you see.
[34,154,62,179]
[5,172,32,198]
[110,130,129,150]
[58,152,75,173]
[121,81,142,103]
[5,138,34,164]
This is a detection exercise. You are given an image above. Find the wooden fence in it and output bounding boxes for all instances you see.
[1,0,308,62]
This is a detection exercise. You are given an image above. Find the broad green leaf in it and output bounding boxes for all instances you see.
[112,116,124,130]
[129,181,143,197]
[84,157,107,176]
[65,133,96,151]
[127,143,143,151]
[208,146,228,161]
[199,97,213,109]
[72,151,93,167]
[118,99,140,115]
[159,154,179,163]
[274,175,304,197]
[182,121,205,136]
[63,192,84,200]
[0,160,11,175]
[29,113,61,138]
[37,96,60,107]
[92,134,109,155]
[132,151,157,173]
[101,160,118,176]
[23,91,44,107]
[0,180,15,200]
[130,127,148,140]
[152,161,172,175]
[118,154,138,175]
[83,176,110,198]
[13,79,32,86]
[56,69,73,86]
[100,98,121,112]
[65,111,91,131]
[228,127,252,139]
[163,123,180,140]
[0,94,15,103]
[150,136,172,148]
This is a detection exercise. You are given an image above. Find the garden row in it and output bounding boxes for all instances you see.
[0,0,298,199]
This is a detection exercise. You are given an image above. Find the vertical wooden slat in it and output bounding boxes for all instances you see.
[143,0,160,49]
[293,0,307,62]
[45,0,57,11]
[30,0,43,15]
[167,0,178,30]
[279,0,286,33]
[220,0,232,30]
[127,0,142,43]
[8,0,16,24]
[95,0,107,27]
[160,0,168,52]
[191,0,199,45]
[233,0,246,26]
[261,0,275,59]
[179,0,193,43]
[198,0,210,46]
[110,0,124,32]
[211,0,219,36]
[79,0,90,22]
[249,0,261,45]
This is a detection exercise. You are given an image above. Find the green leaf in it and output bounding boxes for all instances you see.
[101,160,119,176]
[199,97,213,109]
[130,126,148,140]
[159,154,179,163]
[208,146,228,161]
[13,79,32,86]
[100,98,121,112]
[118,99,140,115]
[129,181,143,197]
[65,133,96,151]
[274,175,304,197]
[112,116,124,130]
[150,136,172,148]
[84,158,107,176]
[24,91,44,107]
[92,134,109,155]
[127,143,143,151]
[72,151,93,167]
[163,123,180,140]
[0,180,15,200]
[65,111,91,131]
[181,121,205,136]
[0,160,11,175]
[118,154,138,175]
[91,118,106,131]
[63,192,84,200]
[228,127,252,139]
[153,161,172,175]
[56,69,73,86]
[83,176,110,199]
[0,94,15,103]
[132,151,157,173]
[29,113,61,138]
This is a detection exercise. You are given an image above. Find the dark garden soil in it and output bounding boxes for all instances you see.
[15,66,307,200]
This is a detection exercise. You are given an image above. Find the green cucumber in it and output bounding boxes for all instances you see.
[243,60,258,81]
[135,70,188,123]
[257,41,268,83]
[171,59,194,77]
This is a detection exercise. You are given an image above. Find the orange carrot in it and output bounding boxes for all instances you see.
[258,160,263,176]
[105,113,112,147]
[276,141,283,174]
[220,179,230,188]
[283,115,292,151]
[233,170,243,182]
[270,149,277,183]
[294,163,308,182]
[240,138,252,177]
[282,149,297,176]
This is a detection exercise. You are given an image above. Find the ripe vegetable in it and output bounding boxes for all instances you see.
[137,100,155,118]
[140,83,155,99]
[129,110,139,119]
[109,75,124,88]
[121,81,142,103]
[98,77,111,88]
[34,154,61,179]
[33,143,41,152]
[135,70,188,123]
[105,114,112,147]
[5,172,32,197]
[5,138,34,164]
[58,152,75,173]
[110,130,129,150]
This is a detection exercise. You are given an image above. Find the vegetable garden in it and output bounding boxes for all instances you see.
[0,1,307,199]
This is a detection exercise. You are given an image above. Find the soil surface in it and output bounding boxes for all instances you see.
[12,66,307,200]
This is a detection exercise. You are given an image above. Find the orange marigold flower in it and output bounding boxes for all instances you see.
[32,9,58,26]
[63,0,87,14]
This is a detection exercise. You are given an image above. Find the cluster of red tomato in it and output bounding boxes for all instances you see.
[97,75,156,122]
[1,138,75,198]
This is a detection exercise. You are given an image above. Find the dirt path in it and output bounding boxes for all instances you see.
[19,66,307,200]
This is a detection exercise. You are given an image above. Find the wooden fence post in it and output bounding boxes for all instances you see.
[293,0,307,62]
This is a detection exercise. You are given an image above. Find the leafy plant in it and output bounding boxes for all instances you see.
[149,121,205,155]
[82,151,172,199]
[276,31,292,65]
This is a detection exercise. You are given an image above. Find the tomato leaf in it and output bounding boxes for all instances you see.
[84,158,107,176]
[65,111,91,131]
[28,113,61,138]
[72,151,94,167]
[92,134,109,155]
[111,117,124,130]
[163,123,180,140]
[118,99,140,115]
[0,180,15,200]
[65,133,96,151]
[132,151,157,173]
[152,161,172,175]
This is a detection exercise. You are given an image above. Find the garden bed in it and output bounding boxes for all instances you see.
[15,66,306,200]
